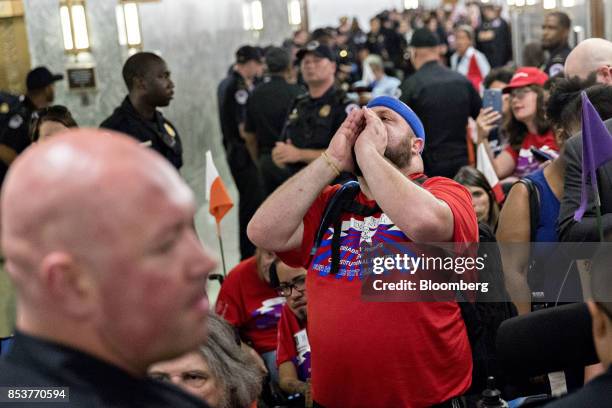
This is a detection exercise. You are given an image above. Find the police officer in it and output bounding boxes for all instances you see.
[217,45,264,260]
[475,5,513,68]
[243,47,303,197]
[100,52,183,169]
[541,12,572,78]
[0,66,63,184]
[272,41,358,180]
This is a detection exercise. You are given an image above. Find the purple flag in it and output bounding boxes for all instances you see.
[574,92,612,221]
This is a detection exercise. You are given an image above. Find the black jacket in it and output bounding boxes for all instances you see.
[400,61,481,177]
[557,119,612,242]
[0,94,36,184]
[100,97,183,169]
[0,331,208,407]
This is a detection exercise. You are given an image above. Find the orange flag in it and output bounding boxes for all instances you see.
[206,151,233,224]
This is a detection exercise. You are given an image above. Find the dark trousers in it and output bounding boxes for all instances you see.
[227,147,264,260]
[258,153,292,198]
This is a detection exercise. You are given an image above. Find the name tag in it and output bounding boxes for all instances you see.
[294,329,310,357]
[548,371,567,397]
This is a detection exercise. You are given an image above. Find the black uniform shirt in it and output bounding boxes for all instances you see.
[476,17,513,68]
[100,96,183,169]
[217,70,251,155]
[0,94,36,184]
[0,331,209,408]
[544,44,572,78]
[281,86,355,149]
[281,85,356,174]
[244,75,303,155]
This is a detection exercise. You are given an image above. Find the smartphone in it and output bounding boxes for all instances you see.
[531,146,555,162]
[482,89,503,115]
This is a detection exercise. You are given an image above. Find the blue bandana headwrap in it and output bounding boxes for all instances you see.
[366,96,425,143]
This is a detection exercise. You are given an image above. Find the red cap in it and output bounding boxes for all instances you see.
[502,67,549,94]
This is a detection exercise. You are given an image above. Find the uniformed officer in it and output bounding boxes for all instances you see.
[272,41,358,182]
[541,12,572,78]
[100,52,183,169]
[475,5,513,68]
[217,45,264,260]
[0,66,63,185]
[243,47,303,197]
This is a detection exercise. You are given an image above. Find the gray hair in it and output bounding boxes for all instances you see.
[200,313,263,408]
[455,25,474,42]
[364,54,384,71]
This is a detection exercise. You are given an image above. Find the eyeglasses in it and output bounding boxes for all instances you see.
[277,275,306,297]
[509,87,534,100]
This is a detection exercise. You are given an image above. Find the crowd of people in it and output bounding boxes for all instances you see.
[1,2,612,408]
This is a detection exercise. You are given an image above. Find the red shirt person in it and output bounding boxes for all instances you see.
[275,261,311,399]
[248,96,478,408]
[215,248,285,359]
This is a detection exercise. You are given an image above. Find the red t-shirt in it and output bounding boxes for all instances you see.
[215,257,285,353]
[276,304,311,382]
[278,175,478,408]
[505,130,558,178]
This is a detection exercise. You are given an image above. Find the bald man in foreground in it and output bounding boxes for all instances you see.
[557,38,612,242]
[563,38,612,83]
[0,129,215,407]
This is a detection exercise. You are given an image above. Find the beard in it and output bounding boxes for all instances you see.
[351,136,412,177]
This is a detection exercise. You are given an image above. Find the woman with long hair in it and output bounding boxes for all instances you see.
[477,67,557,181]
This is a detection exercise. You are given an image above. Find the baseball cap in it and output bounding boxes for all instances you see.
[503,67,549,93]
[26,67,63,91]
[236,45,262,64]
[296,41,335,63]
[409,28,440,48]
[264,47,290,73]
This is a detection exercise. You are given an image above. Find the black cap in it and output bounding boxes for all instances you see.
[296,41,335,63]
[311,28,333,43]
[410,28,440,48]
[264,47,290,73]
[26,67,63,91]
[236,45,262,64]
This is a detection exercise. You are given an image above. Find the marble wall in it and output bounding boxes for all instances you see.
[22,0,293,282]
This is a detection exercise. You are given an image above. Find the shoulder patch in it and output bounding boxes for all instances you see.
[8,114,23,129]
[234,89,249,105]
[548,63,564,78]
